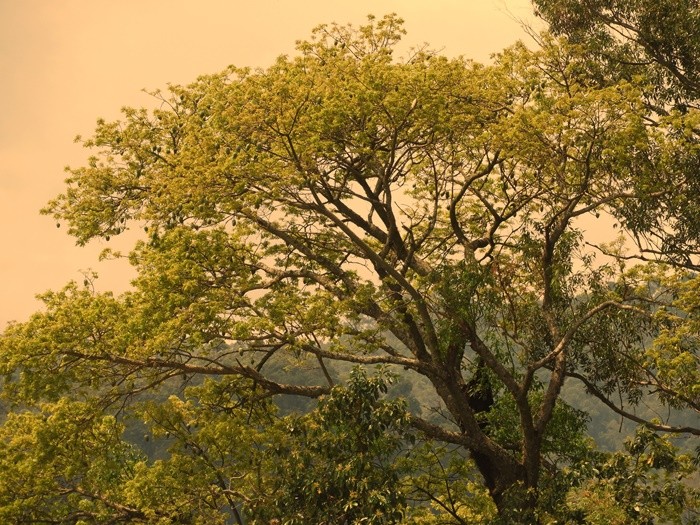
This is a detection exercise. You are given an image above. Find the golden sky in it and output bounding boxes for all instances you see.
[0,0,539,326]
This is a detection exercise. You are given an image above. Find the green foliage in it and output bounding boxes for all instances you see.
[0,399,142,524]
[533,0,700,102]
[533,0,700,266]
[0,11,698,524]
[400,443,497,524]
[651,272,700,409]
[566,427,700,524]
[250,367,410,524]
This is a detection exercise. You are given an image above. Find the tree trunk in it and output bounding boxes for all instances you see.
[433,365,546,522]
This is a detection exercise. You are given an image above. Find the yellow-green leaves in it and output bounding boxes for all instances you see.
[0,399,140,523]
[4,12,700,523]
[648,272,700,408]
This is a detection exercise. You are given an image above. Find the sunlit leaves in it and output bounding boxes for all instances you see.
[0,399,141,524]
[1,11,699,523]
[250,367,410,524]
[566,427,699,524]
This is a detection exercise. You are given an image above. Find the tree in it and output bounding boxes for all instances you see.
[248,367,410,524]
[532,0,700,105]
[566,426,699,525]
[0,399,145,524]
[1,14,698,523]
[532,0,700,268]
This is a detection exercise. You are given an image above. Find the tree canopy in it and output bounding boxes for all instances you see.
[533,0,700,268]
[1,11,699,524]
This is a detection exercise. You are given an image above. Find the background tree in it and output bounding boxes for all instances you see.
[532,0,700,268]
[1,13,698,523]
[532,0,700,105]
[249,367,409,524]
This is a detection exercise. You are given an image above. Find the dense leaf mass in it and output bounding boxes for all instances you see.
[1,12,698,524]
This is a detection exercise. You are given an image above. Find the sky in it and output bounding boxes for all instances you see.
[0,0,540,327]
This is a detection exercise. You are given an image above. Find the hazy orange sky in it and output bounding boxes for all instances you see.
[0,0,539,327]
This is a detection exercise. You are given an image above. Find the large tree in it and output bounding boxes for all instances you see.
[1,14,698,523]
